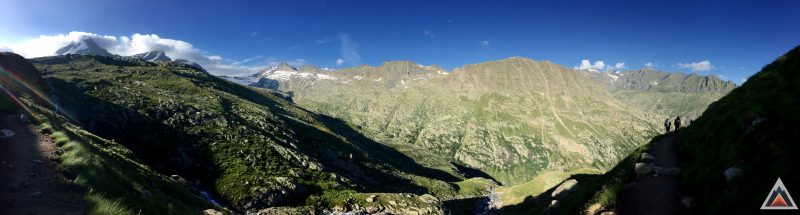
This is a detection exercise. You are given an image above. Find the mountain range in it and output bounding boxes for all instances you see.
[232,57,734,190]
[1,40,767,214]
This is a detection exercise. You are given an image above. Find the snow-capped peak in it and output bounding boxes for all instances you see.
[132,50,171,62]
[55,38,113,56]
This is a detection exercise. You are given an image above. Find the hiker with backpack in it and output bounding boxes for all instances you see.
[664,118,671,133]
[674,116,682,133]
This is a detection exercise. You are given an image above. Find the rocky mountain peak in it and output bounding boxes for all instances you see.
[132,50,171,62]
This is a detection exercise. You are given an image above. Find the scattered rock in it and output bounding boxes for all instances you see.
[550,199,558,206]
[724,167,742,183]
[640,152,656,163]
[551,179,578,199]
[366,195,377,203]
[203,209,223,215]
[388,200,398,206]
[681,196,693,207]
[600,211,616,215]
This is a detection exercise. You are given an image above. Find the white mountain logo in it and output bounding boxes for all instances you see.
[761,178,798,210]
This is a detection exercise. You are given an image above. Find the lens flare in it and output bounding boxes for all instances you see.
[0,65,78,122]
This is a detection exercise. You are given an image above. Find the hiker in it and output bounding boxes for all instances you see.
[674,116,682,132]
[664,118,671,133]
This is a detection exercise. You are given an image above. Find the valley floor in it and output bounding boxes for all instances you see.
[0,112,85,214]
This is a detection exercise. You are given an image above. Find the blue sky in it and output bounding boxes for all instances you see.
[1,0,798,83]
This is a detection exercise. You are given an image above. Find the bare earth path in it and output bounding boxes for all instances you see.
[0,112,85,214]
[617,133,685,215]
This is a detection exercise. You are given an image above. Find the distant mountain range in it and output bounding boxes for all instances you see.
[588,68,736,93]
[53,38,203,71]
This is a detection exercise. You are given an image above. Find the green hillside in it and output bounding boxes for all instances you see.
[677,45,800,213]
[16,54,492,214]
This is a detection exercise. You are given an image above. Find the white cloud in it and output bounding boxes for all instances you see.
[575,59,604,71]
[316,38,332,44]
[233,55,263,65]
[423,30,436,38]
[250,31,258,37]
[574,59,626,71]
[644,62,656,68]
[338,33,361,66]
[677,60,714,72]
[1,31,266,76]
[336,58,345,66]
[481,40,490,47]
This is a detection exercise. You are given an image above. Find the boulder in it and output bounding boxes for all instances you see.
[551,179,578,199]
[366,195,377,203]
[681,196,693,208]
[640,152,656,163]
[0,129,15,138]
[203,209,223,215]
[418,194,439,203]
[635,163,653,177]
[724,167,742,183]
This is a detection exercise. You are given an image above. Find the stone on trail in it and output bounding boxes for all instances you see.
[635,163,653,176]
[681,196,693,207]
[640,152,656,163]
[366,195,377,203]
[724,167,742,183]
[0,129,15,138]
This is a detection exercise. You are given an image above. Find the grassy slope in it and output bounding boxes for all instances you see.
[28,102,219,214]
[29,55,482,212]
[676,45,800,213]
[3,52,218,214]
